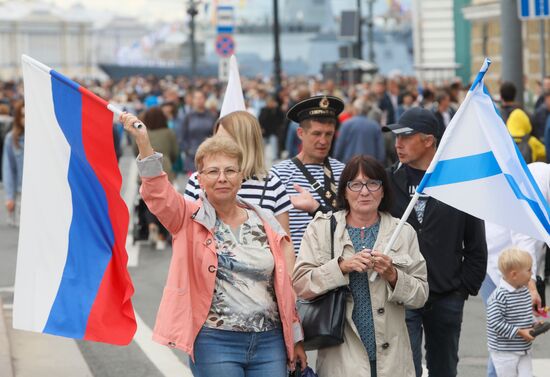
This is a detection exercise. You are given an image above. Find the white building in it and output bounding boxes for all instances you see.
[411,0,459,82]
[0,0,150,79]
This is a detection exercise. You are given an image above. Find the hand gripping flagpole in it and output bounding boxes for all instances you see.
[368,192,422,282]
[107,104,143,129]
[369,58,492,282]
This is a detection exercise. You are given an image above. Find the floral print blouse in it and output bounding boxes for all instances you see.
[205,209,281,332]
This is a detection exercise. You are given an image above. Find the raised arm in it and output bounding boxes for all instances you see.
[121,113,188,234]
[121,113,154,159]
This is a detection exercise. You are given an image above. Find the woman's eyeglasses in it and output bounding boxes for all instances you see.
[200,167,240,180]
[347,179,383,192]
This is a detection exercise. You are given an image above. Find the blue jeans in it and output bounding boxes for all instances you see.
[406,293,465,377]
[479,275,498,377]
[190,327,287,377]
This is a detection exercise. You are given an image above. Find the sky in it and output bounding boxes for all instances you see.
[49,0,411,24]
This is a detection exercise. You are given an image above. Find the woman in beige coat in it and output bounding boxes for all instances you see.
[293,155,428,377]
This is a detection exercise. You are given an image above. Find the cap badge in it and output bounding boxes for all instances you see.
[319,96,329,109]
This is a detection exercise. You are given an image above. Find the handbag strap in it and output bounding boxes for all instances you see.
[291,157,337,211]
[330,215,336,259]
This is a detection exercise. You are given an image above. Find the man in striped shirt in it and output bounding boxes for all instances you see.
[487,248,536,377]
[271,95,345,252]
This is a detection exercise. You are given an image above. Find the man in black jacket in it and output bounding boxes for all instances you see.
[382,107,487,377]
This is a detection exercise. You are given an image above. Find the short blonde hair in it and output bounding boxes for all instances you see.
[498,248,532,275]
[194,136,243,172]
[214,111,267,180]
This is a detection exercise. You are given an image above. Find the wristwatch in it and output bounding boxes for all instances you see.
[308,204,329,217]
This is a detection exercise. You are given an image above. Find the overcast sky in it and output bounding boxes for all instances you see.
[49,0,410,24]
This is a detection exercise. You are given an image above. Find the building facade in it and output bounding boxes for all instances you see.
[463,0,549,102]
[412,0,459,83]
[0,1,94,79]
[0,1,150,80]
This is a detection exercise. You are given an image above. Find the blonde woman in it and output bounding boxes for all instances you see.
[184,111,296,267]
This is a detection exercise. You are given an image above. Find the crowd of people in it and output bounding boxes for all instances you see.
[3,71,550,377]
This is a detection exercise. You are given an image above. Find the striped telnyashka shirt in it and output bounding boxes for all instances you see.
[487,280,534,352]
[184,172,292,217]
[271,158,345,252]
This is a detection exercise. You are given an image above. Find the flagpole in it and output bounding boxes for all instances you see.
[107,104,143,129]
[369,193,421,282]
[22,55,142,129]
[370,58,492,282]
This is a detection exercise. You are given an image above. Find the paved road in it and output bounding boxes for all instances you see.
[1,148,550,376]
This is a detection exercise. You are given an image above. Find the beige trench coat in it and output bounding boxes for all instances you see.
[293,210,428,377]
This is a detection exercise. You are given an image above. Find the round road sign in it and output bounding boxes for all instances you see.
[215,34,235,58]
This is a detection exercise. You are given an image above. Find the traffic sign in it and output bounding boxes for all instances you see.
[518,0,550,19]
[218,57,230,82]
[215,34,235,58]
[217,5,235,34]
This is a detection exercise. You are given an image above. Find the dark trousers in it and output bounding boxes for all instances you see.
[406,293,465,377]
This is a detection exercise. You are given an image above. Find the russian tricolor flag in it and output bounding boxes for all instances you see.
[13,55,136,345]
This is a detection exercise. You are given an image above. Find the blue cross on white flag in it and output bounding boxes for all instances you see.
[417,58,550,244]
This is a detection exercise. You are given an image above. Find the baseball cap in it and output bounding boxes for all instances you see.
[382,107,440,138]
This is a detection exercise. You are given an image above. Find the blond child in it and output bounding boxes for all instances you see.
[487,248,536,377]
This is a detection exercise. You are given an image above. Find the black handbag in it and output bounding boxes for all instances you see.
[297,215,349,351]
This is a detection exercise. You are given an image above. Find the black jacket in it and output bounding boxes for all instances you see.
[378,92,396,125]
[386,163,487,299]
[433,108,455,138]
[532,106,549,140]
[258,106,284,137]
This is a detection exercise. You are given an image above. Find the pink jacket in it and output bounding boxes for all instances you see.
[138,153,302,361]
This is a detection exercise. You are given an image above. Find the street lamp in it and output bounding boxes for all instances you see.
[273,0,282,92]
[187,1,199,77]
[366,0,375,63]
[356,0,363,60]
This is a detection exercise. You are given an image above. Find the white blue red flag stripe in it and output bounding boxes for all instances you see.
[417,58,550,245]
[13,55,136,344]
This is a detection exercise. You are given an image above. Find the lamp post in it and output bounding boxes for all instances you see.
[187,1,199,77]
[366,0,375,63]
[500,0,523,106]
[273,0,282,92]
[356,0,363,60]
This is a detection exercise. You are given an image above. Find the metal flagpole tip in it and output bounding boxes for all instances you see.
[469,57,493,92]
[481,58,492,72]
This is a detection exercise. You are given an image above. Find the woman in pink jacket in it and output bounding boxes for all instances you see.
[121,113,306,377]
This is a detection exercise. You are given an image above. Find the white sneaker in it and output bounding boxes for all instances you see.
[155,239,167,250]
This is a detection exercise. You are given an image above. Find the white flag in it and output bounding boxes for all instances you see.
[417,58,550,244]
[219,55,246,117]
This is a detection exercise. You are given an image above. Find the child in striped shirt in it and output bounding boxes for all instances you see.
[487,248,536,377]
